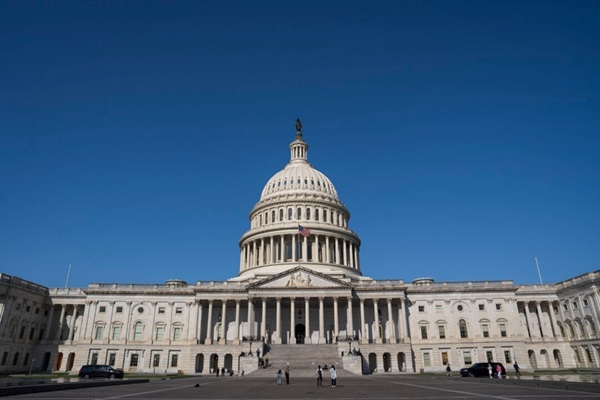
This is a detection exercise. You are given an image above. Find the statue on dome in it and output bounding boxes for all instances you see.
[295,118,302,133]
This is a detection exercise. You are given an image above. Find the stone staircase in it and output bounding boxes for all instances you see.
[248,344,354,377]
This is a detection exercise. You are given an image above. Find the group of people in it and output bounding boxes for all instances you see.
[276,365,291,385]
[316,364,337,387]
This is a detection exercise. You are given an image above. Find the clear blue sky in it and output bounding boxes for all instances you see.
[1,1,598,288]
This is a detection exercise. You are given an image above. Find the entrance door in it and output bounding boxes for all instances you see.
[295,323,305,344]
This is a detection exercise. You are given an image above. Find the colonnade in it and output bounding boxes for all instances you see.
[240,233,360,270]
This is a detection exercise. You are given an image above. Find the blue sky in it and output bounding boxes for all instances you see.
[1,1,598,288]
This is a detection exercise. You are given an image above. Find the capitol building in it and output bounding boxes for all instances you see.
[1,121,599,376]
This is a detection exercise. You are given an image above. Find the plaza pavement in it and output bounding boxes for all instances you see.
[2,374,600,400]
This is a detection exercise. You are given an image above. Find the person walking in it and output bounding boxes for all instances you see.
[276,369,282,385]
[446,365,452,376]
[496,363,502,379]
[330,364,337,387]
[488,363,492,378]
[513,362,521,377]
[284,364,290,384]
[316,365,323,387]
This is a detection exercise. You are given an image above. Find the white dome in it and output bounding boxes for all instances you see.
[260,162,338,200]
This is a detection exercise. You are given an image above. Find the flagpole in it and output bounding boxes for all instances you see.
[535,257,543,284]
[65,263,72,288]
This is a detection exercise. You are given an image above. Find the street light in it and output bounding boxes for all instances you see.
[28,358,35,376]
[249,339,253,356]
[348,338,352,355]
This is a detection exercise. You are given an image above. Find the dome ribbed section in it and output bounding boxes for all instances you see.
[260,164,338,200]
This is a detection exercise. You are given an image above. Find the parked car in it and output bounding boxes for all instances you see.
[78,364,124,379]
[460,362,506,378]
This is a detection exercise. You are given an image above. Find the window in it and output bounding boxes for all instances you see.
[572,301,578,309]
[99,306,106,313]
[563,303,568,311]
[26,306,31,312]
[504,350,512,364]
[499,323,507,337]
[420,325,428,339]
[35,308,39,314]
[112,325,121,340]
[153,354,161,367]
[459,320,468,338]
[12,353,19,366]
[137,307,144,313]
[306,208,311,220]
[158,307,165,314]
[133,322,143,340]
[438,325,446,339]
[315,209,319,221]
[155,326,164,341]
[288,208,292,220]
[297,207,301,219]
[1,352,7,366]
[38,329,44,340]
[482,323,489,338]
[422,352,431,367]
[130,354,139,367]
[175,307,183,314]
[116,306,123,313]
[173,327,182,341]
[94,325,104,340]
[15,303,21,310]
[441,351,449,365]
[463,351,472,365]
[171,353,179,367]
[272,210,275,223]
[19,326,26,339]
[583,299,589,307]
[457,305,463,311]
[29,327,35,340]
[486,350,494,363]
[479,304,485,311]
[435,305,442,312]
[108,353,116,366]
[418,305,425,312]
[279,209,283,221]
[495,304,502,310]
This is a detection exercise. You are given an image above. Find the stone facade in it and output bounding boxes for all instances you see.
[0,123,598,375]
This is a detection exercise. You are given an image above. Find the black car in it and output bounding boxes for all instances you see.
[460,362,506,378]
[78,364,124,379]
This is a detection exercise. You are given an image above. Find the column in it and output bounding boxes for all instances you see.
[197,302,204,342]
[523,302,534,338]
[387,298,395,342]
[302,235,307,262]
[334,238,339,264]
[276,297,282,344]
[536,302,547,338]
[373,298,381,343]
[333,297,339,339]
[280,234,285,261]
[319,297,325,344]
[44,306,56,340]
[325,236,330,263]
[343,240,348,266]
[234,300,241,344]
[304,297,311,343]
[260,238,265,266]
[290,298,296,344]
[57,305,67,340]
[205,300,213,344]
[189,301,198,341]
[292,235,297,261]
[547,301,560,338]
[347,298,354,339]
[360,299,366,343]
[261,298,267,340]
[247,299,254,339]
[219,301,227,344]
[68,306,78,341]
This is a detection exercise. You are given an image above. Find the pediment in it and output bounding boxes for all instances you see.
[251,267,351,289]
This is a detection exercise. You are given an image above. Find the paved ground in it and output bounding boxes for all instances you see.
[2,375,600,400]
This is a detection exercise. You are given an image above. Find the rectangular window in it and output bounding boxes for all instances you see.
[171,354,179,367]
[0,352,7,366]
[479,304,485,311]
[108,353,116,366]
[99,306,106,313]
[153,354,161,367]
[563,303,568,311]
[499,323,507,337]
[573,302,578,309]
[15,303,21,310]
[134,324,143,340]
[130,354,139,367]
[91,353,99,365]
[495,304,502,310]
[155,326,164,341]
[463,351,472,365]
[504,350,512,364]
[441,351,449,365]
[435,304,442,312]
[26,306,31,312]
[486,350,493,362]
[418,305,425,312]
[35,308,40,314]
[158,307,166,314]
[116,306,123,313]
[420,326,428,339]
[175,307,183,314]
[482,324,489,338]
[583,299,589,307]
[173,327,182,341]
[29,328,35,340]
[422,352,431,367]
[23,353,29,366]
[38,329,44,341]
[12,353,19,366]
[94,326,103,340]
[438,325,446,339]
[112,326,121,340]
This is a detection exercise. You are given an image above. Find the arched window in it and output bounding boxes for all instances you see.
[259,215,262,226]
[133,322,143,341]
[315,209,319,221]
[279,209,283,221]
[154,324,165,340]
[323,209,328,222]
[288,208,292,220]
[272,210,275,223]
[297,207,301,219]
[306,208,311,220]
[265,212,268,224]
[459,319,468,338]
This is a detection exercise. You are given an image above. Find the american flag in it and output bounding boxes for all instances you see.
[298,225,311,237]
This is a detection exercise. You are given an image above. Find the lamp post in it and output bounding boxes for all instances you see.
[28,358,35,375]
[249,339,253,356]
[348,339,352,355]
